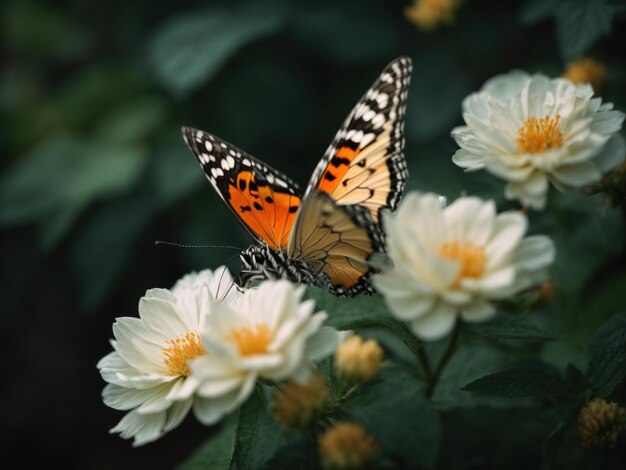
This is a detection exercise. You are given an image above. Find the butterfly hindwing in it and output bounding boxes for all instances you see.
[182,127,302,250]
[287,191,384,295]
[303,56,412,222]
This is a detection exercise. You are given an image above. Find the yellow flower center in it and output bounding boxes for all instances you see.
[163,332,205,377]
[517,115,564,154]
[439,241,486,286]
[228,323,272,356]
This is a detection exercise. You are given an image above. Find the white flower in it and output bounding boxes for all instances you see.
[190,279,340,426]
[172,266,239,302]
[372,192,555,340]
[97,266,237,446]
[452,70,625,209]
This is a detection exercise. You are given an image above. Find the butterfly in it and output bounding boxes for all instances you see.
[182,56,412,296]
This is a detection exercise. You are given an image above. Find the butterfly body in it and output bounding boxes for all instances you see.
[183,57,412,296]
[239,244,328,290]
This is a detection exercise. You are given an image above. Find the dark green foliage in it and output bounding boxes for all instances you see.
[587,313,626,398]
[463,362,573,398]
[2,0,626,468]
[344,366,441,469]
[149,4,288,97]
[522,0,619,60]
[464,315,560,342]
[233,388,291,470]
[178,413,238,470]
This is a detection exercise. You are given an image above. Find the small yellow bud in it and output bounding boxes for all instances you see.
[319,422,378,470]
[537,281,556,304]
[563,57,606,92]
[272,373,331,431]
[578,398,626,450]
[335,335,384,384]
[404,0,459,31]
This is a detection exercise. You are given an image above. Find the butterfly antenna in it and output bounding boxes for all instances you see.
[155,240,242,250]
[215,252,244,300]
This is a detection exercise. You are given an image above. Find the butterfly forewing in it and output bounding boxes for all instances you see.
[182,127,302,250]
[304,56,412,222]
[288,191,384,295]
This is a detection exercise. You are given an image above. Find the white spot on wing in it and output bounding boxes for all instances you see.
[372,113,385,129]
[361,133,375,148]
[376,93,388,108]
[351,130,364,143]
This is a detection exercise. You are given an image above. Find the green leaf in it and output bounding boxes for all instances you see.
[0,135,148,247]
[306,288,424,362]
[520,0,560,25]
[556,0,614,60]
[178,413,238,470]
[258,438,317,470]
[234,387,288,470]
[463,362,572,398]
[586,313,626,398]
[431,343,507,409]
[345,366,440,469]
[148,4,286,96]
[464,315,559,342]
[95,98,167,144]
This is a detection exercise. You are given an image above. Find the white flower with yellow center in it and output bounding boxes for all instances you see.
[452,71,625,209]
[189,279,340,426]
[372,192,555,340]
[97,267,237,446]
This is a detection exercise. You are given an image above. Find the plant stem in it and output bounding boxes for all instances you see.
[426,320,461,399]
[415,342,433,381]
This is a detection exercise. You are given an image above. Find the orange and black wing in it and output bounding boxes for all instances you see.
[287,191,384,296]
[182,127,301,250]
[303,56,412,222]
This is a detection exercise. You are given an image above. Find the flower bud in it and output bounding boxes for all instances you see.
[334,335,384,385]
[272,373,331,431]
[404,0,458,31]
[319,422,378,470]
[563,57,606,92]
[578,398,626,450]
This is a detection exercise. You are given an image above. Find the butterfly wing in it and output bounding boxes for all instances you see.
[303,56,412,221]
[287,191,384,296]
[182,127,302,250]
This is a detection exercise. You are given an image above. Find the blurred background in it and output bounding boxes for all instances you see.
[1,0,625,468]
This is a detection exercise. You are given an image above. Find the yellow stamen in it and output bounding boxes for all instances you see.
[163,332,205,377]
[228,323,272,356]
[517,115,564,154]
[439,241,486,286]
